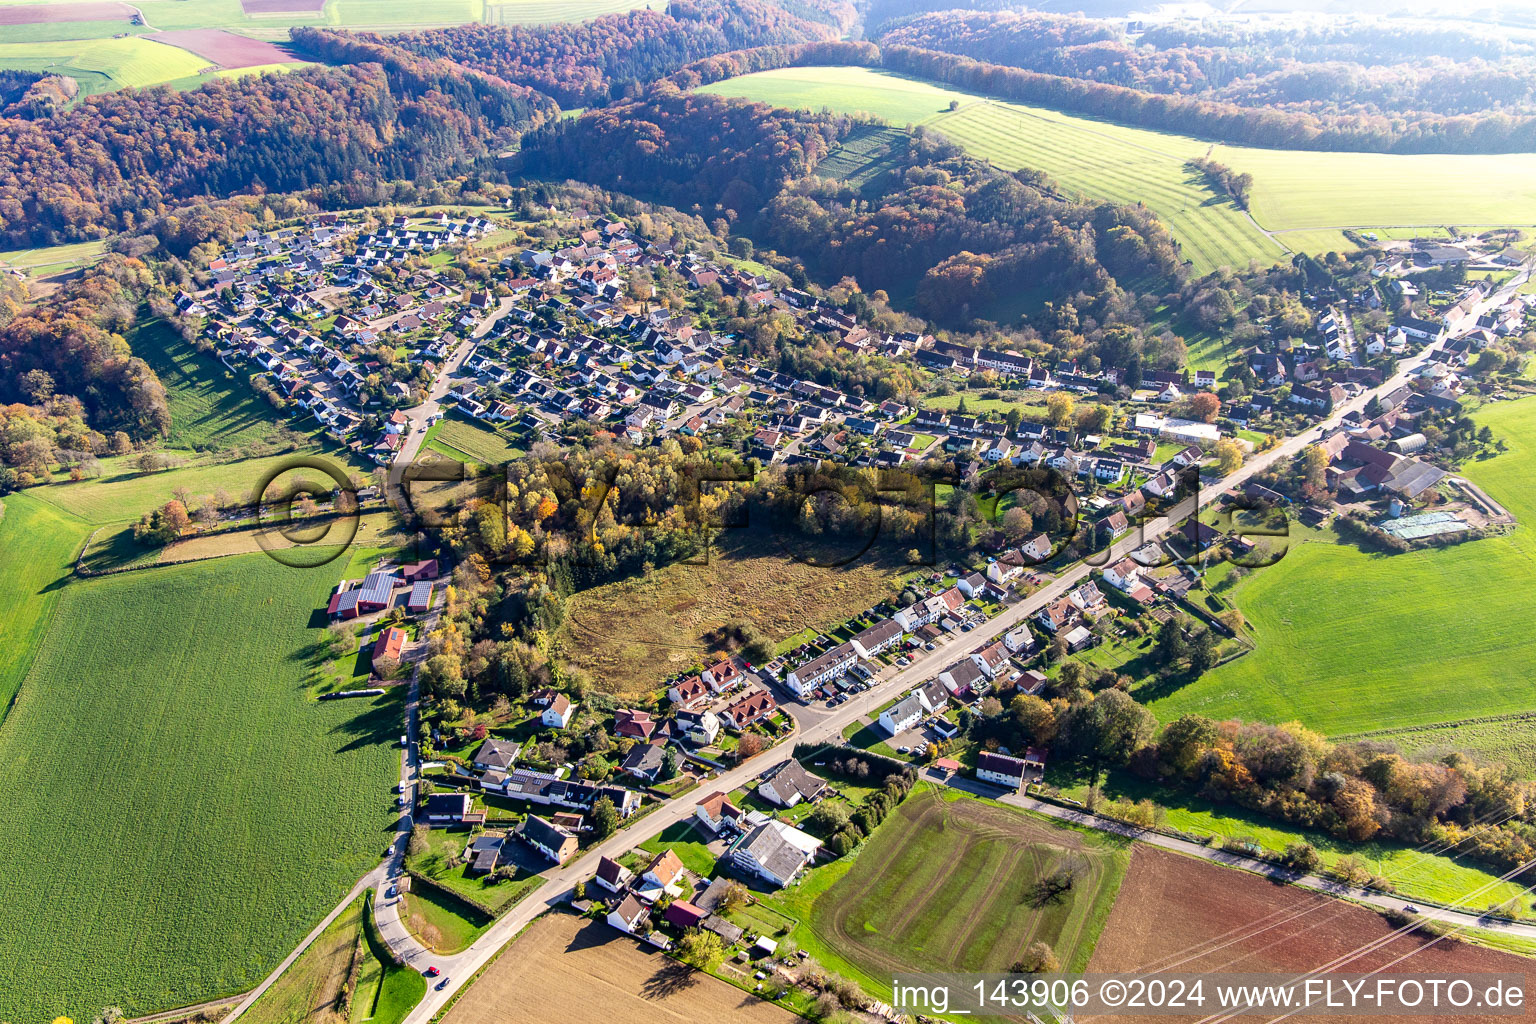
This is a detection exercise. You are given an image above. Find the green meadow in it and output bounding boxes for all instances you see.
[0,552,400,1023]
[698,66,1536,273]
[0,36,209,94]
[0,494,90,718]
[1149,396,1536,736]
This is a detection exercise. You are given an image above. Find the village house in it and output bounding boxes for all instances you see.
[720,688,777,731]
[594,855,632,893]
[878,693,926,736]
[976,751,1029,790]
[756,759,827,808]
[694,791,743,834]
[520,814,578,864]
[729,819,821,888]
[541,693,575,728]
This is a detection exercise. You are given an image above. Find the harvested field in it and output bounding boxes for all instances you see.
[561,526,908,697]
[805,787,1127,998]
[440,912,799,1024]
[0,2,133,24]
[1088,846,1534,1023]
[150,28,298,67]
[240,0,325,13]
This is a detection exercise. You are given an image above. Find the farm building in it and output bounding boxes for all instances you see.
[407,581,435,613]
[729,819,821,888]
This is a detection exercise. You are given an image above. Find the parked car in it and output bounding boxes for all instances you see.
[424,966,440,977]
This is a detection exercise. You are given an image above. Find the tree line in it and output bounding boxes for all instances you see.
[879,42,1536,154]
[384,0,838,108]
[0,29,554,247]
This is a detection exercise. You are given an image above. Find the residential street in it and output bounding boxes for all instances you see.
[225,327,1492,1024]
[388,296,517,494]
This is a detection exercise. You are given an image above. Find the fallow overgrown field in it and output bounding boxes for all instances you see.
[560,528,908,696]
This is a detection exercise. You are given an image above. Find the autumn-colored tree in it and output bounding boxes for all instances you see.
[1045,391,1075,427]
[1213,438,1244,475]
[1187,392,1219,424]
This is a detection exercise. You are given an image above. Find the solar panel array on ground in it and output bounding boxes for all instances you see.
[1377,510,1470,540]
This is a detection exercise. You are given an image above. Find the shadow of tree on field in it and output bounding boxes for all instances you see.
[642,961,699,1000]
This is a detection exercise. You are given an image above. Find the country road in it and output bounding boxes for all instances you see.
[374,335,1464,1024]
[225,292,1518,1024]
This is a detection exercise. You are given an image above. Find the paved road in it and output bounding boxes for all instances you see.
[388,297,516,493]
[229,333,1461,1024]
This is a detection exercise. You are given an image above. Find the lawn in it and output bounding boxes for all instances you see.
[560,525,907,697]
[0,35,209,94]
[780,785,1127,1006]
[399,885,492,955]
[1148,395,1536,736]
[698,67,1536,275]
[0,553,401,1023]
[355,894,427,1024]
[405,827,542,914]
[638,819,718,877]
[0,493,91,720]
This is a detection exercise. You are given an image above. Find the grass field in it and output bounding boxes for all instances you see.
[133,320,309,454]
[561,526,908,697]
[793,786,1127,1003]
[0,35,209,94]
[698,67,1536,274]
[0,552,401,1022]
[0,238,107,275]
[1148,395,1536,736]
[0,493,90,720]
[423,414,527,465]
[486,0,653,23]
[29,449,352,524]
[325,0,483,26]
[242,894,366,1024]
